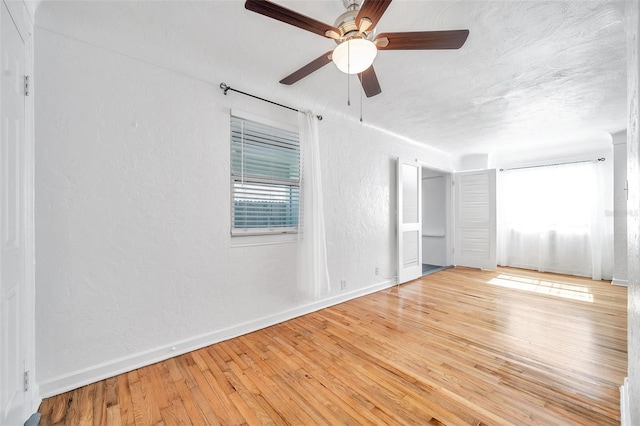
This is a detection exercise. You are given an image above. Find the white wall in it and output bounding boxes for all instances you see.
[459,153,489,171]
[34,25,456,396]
[612,131,628,285]
[625,0,640,423]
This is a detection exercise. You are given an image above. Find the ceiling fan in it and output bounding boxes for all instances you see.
[245,0,469,98]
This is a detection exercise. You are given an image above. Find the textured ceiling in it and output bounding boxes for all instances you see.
[36,0,627,158]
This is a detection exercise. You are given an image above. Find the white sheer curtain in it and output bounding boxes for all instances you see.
[497,161,613,280]
[297,111,331,300]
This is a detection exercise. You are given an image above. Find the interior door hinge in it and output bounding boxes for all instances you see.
[24,370,29,392]
[24,75,30,96]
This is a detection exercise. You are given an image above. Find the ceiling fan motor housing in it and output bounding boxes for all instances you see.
[333,8,375,44]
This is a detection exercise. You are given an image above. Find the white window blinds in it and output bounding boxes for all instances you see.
[231,114,300,235]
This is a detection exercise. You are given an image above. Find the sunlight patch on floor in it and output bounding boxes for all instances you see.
[488,274,594,302]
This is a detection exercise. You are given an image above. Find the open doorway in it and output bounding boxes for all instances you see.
[422,168,453,275]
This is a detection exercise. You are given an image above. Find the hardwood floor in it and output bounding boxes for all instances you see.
[38,267,628,425]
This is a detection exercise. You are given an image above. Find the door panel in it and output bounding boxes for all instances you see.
[454,169,496,270]
[402,230,419,268]
[398,159,422,283]
[1,2,26,424]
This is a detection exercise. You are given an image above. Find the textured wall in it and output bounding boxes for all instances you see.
[625,0,640,422]
[612,131,628,284]
[34,28,295,383]
[34,27,455,391]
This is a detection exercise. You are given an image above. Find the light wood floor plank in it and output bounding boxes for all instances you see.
[92,380,106,426]
[115,374,134,426]
[38,267,627,425]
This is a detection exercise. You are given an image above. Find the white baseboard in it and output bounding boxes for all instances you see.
[621,377,630,426]
[612,278,628,286]
[38,278,396,398]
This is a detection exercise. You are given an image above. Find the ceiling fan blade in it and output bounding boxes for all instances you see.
[358,66,382,98]
[245,0,340,39]
[280,51,333,85]
[375,30,469,50]
[355,0,392,31]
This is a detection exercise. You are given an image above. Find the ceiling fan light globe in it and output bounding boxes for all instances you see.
[332,38,377,74]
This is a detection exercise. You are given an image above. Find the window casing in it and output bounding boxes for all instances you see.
[231,114,300,236]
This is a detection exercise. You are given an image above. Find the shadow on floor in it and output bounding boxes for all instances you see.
[422,264,450,276]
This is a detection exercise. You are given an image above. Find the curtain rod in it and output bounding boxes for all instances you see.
[219,83,322,121]
[499,157,605,172]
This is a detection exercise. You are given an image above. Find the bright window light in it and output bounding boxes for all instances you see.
[501,163,595,234]
[497,160,609,278]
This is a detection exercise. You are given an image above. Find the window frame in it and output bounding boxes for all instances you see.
[230,111,301,237]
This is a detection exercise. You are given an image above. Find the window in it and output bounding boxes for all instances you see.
[231,114,300,235]
[497,161,612,279]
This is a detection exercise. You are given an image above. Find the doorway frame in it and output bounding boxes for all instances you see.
[421,166,454,270]
[1,0,37,420]
[396,159,456,285]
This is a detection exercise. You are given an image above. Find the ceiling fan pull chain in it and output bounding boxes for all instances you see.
[347,41,351,106]
[360,80,363,123]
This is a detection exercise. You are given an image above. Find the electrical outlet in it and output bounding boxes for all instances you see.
[340,280,347,290]
[375,267,380,275]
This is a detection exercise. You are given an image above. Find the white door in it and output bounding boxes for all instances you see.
[397,158,422,283]
[1,2,27,424]
[454,169,497,270]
